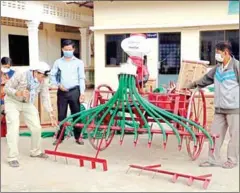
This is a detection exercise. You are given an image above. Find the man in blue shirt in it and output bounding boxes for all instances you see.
[50,40,86,145]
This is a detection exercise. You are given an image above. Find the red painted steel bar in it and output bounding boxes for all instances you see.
[45,150,108,171]
[128,164,212,189]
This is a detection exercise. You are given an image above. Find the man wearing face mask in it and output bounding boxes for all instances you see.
[1,57,15,118]
[1,57,15,78]
[50,40,86,145]
[4,62,58,167]
[187,41,239,169]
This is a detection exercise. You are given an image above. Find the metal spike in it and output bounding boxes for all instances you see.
[126,167,131,174]
[148,142,152,148]
[138,169,143,176]
[163,142,167,150]
[65,157,68,164]
[152,172,157,179]
[120,139,123,145]
[134,141,137,147]
[178,144,182,151]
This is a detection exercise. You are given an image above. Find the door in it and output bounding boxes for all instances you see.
[158,33,181,86]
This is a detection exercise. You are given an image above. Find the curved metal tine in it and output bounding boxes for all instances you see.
[65,157,68,164]
[152,172,157,179]
[54,156,57,162]
[138,169,143,176]
[126,167,131,174]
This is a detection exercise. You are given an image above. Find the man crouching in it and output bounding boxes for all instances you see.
[4,62,57,167]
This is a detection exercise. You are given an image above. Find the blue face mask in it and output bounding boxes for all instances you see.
[63,51,74,58]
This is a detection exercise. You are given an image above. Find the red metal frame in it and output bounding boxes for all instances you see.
[0,116,7,137]
[45,150,107,171]
[127,164,212,189]
[44,123,108,171]
[92,84,215,160]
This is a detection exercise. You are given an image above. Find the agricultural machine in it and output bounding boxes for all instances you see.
[45,33,218,189]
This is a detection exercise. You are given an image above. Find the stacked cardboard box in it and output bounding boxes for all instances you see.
[205,93,215,130]
[177,60,209,90]
[144,79,156,92]
[191,92,214,132]
[39,89,58,126]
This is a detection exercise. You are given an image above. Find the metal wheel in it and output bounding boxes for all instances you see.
[87,84,115,151]
[185,88,207,160]
[91,84,114,107]
[87,126,115,151]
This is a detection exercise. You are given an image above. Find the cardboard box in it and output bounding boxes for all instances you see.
[39,89,58,126]
[144,79,156,92]
[190,93,214,132]
[177,60,209,90]
[205,94,215,131]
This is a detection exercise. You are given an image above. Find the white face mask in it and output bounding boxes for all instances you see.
[1,67,10,73]
[215,53,224,63]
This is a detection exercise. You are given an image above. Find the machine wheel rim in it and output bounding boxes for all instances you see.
[185,88,207,161]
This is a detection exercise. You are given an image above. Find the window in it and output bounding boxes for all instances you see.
[105,34,130,67]
[158,33,181,74]
[8,34,29,66]
[200,30,239,65]
[61,39,80,58]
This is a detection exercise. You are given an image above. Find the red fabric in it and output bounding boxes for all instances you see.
[130,33,147,38]
[129,56,149,81]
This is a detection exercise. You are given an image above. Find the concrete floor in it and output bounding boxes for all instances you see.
[1,134,239,192]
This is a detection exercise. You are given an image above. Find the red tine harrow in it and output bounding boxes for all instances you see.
[44,34,219,190]
[126,164,212,189]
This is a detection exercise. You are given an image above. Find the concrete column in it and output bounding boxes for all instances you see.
[79,27,89,66]
[26,20,40,67]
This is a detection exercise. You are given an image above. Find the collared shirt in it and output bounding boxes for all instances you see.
[4,70,53,112]
[221,57,231,72]
[50,56,86,93]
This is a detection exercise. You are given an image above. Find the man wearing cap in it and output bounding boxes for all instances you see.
[4,62,58,167]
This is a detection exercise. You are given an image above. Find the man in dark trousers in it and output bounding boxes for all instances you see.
[50,40,86,145]
[187,41,239,169]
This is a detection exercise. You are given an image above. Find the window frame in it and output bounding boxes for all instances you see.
[104,33,130,68]
[199,29,239,66]
[8,34,29,67]
[158,32,182,75]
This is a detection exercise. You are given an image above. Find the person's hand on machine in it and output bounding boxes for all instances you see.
[186,81,197,89]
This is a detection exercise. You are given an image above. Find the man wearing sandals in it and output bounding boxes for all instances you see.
[4,62,58,167]
[187,41,239,169]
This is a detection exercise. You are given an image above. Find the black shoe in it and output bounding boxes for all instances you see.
[76,140,84,145]
[8,160,20,167]
[53,139,62,145]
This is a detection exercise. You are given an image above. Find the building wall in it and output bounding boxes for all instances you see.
[94,1,237,27]
[1,23,80,71]
[93,1,239,90]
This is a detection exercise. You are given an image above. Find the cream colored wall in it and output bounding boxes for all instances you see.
[1,23,80,72]
[94,1,238,27]
[93,1,239,90]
